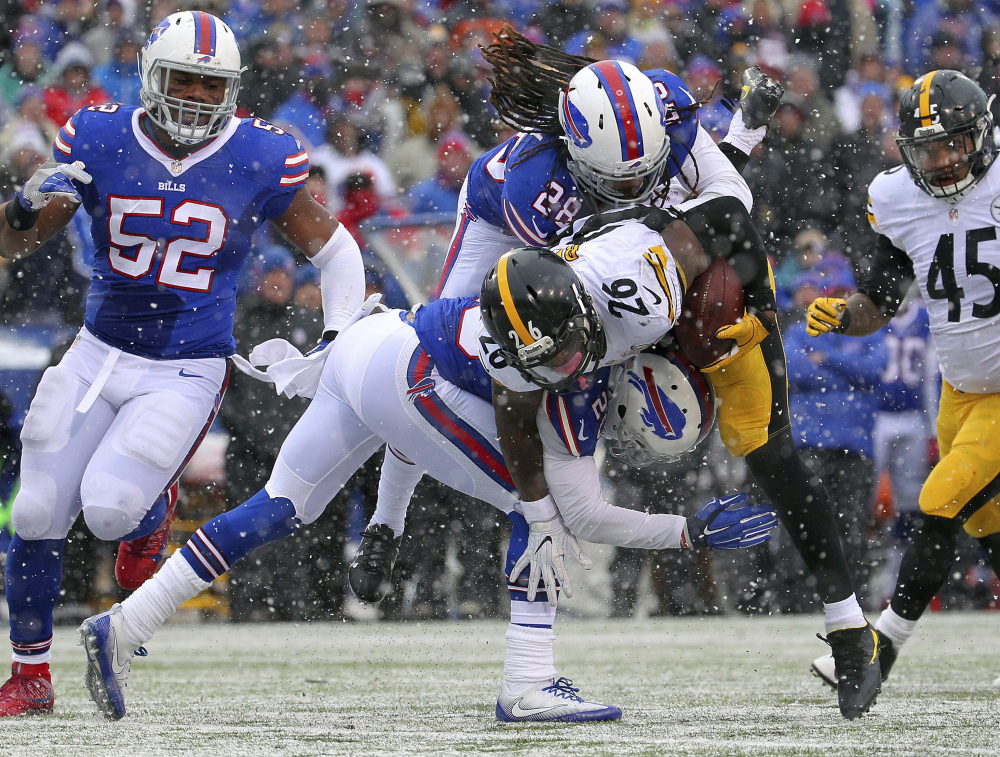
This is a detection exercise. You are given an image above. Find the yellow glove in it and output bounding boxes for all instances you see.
[702,311,772,373]
[806,297,848,337]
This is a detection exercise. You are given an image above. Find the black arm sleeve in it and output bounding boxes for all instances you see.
[718,141,750,173]
[646,195,773,310]
[857,233,915,318]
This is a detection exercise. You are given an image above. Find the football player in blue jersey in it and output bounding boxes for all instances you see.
[433,25,780,300]
[0,11,365,716]
[75,296,777,722]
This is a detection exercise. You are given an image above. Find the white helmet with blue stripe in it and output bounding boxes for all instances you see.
[139,11,244,145]
[604,351,716,467]
[558,60,670,207]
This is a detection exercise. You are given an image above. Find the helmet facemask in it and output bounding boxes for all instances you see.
[498,283,603,393]
[564,134,670,207]
[897,115,995,203]
[139,13,244,146]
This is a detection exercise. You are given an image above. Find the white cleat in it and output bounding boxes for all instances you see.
[811,653,837,689]
[78,603,147,720]
[496,677,622,723]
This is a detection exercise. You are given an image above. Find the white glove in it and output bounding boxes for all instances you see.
[511,517,592,606]
[18,160,92,211]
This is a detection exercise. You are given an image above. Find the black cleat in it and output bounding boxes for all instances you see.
[811,629,896,688]
[875,632,897,681]
[739,65,784,130]
[349,524,401,604]
[820,623,882,720]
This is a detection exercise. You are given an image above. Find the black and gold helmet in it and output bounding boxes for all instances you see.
[480,247,606,393]
[896,69,996,203]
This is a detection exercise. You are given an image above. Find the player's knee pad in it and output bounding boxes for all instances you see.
[708,346,772,457]
[80,471,146,540]
[20,365,77,450]
[9,472,62,539]
[920,446,996,520]
[964,500,1000,540]
[83,505,138,541]
[265,457,320,524]
[118,395,197,471]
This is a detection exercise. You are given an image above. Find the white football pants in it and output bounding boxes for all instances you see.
[264,311,519,523]
[13,328,228,541]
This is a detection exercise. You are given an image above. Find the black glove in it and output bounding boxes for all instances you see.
[739,66,784,130]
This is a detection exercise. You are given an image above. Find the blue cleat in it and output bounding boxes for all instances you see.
[78,604,147,720]
[496,677,622,723]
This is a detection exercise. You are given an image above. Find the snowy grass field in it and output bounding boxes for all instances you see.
[5,612,997,757]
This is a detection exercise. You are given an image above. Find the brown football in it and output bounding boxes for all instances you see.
[673,257,745,368]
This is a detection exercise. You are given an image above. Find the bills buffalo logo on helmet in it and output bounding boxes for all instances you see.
[627,366,685,440]
[146,18,171,48]
[562,98,593,148]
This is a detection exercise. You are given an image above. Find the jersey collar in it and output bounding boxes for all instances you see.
[132,109,240,176]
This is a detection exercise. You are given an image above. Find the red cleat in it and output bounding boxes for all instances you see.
[115,482,180,590]
[0,662,54,716]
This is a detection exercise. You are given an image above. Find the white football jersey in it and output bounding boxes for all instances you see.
[478,219,684,390]
[868,163,1000,393]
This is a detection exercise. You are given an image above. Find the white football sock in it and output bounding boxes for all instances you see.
[369,447,422,537]
[823,593,866,634]
[875,606,918,649]
[503,624,558,694]
[118,552,211,646]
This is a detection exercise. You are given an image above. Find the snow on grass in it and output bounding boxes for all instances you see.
[5,612,996,756]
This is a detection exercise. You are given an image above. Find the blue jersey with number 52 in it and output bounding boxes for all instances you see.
[465,69,699,246]
[54,104,309,359]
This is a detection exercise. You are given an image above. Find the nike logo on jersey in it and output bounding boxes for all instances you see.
[510,701,563,718]
[178,369,202,378]
[643,286,662,306]
[578,420,589,440]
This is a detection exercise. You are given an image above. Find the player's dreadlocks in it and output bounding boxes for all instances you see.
[481,23,712,209]
[482,23,596,134]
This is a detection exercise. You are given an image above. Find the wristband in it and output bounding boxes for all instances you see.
[518,494,559,523]
[721,108,767,155]
[834,305,852,333]
[5,199,40,231]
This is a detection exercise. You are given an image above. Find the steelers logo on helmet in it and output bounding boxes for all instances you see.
[604,351,716,467]
[557,60,671,207]
[896,69,996,204]
[139,11,245,145]
[480,248,606,393]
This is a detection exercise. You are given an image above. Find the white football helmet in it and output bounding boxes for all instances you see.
[139,11,244,145]
[558,60,670,207]
[603,351,716,467]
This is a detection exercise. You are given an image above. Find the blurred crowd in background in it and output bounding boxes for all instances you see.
[0,0,998,624]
